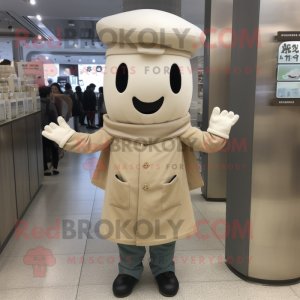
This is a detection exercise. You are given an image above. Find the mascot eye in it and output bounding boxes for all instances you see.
[116,63,128,93]
[170,64,181,94]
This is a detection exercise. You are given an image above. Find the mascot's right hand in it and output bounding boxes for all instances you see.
[42,116,75,148]
[207,107,239,139]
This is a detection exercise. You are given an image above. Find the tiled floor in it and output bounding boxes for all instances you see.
[0,126,299,299]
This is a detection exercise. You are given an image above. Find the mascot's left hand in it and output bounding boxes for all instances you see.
[207,107,239,139]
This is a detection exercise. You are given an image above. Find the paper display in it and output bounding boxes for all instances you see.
[276,82,300,98]
[27,98,33,113]
[277,65,300,81]
[8,77,21,92]
[5,100,17,120]
[24,98,28,114]
[278,42,300,64]
[17,99,25,117]
[276,42,300,104]
[36,96,41,111]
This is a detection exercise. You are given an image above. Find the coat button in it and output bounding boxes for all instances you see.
[143,162,150,169]
[143,184,149,191]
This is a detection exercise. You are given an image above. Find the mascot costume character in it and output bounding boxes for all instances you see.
[42,9,239,298]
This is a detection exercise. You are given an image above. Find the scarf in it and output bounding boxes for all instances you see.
[103,113,191,144]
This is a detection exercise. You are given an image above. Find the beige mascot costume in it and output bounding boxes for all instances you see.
[42,9,239,298]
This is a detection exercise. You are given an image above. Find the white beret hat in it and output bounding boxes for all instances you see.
[96,9,205,57]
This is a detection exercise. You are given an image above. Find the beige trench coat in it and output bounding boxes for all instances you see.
[64,127,226,246]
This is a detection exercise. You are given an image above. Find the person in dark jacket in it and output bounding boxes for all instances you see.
[64,83,74,97]
[75,86,86,125]
[0,59,11,65]
[97,86,107,127]
[40,87,60,176]
[83,83,97,128]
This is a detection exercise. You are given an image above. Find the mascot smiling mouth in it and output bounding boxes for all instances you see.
[132,97,164,114]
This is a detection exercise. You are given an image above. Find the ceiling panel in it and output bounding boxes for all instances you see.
[40,19,99,40]
[0,11,33,37]
[0,0,123,19]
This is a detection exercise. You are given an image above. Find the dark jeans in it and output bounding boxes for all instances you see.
[79,113,87,125]
[42,136,59,171]
[98,113,105,127]
[85,111,95,124]
[117,241,176,280]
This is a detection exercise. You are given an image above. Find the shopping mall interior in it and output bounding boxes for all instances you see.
[0,0,300,299]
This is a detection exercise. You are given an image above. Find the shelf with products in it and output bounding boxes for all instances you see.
[0,64,41,124]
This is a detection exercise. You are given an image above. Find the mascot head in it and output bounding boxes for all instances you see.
[97,9,205,125]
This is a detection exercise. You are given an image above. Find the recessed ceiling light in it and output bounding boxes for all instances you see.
[36,15,42,21]
[79,59,81,61]
[46,57,48,60]
[30,0,36,4]
[73,42,78,48]
[37,35,42,39]
[93,59,95,62]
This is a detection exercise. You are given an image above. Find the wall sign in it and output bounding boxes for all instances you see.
[277,32,300,41]
[277,65,300,81]
[276,82,300,98]
[278,41,300,63]
[274,41,300,106]
[273,99,300,106]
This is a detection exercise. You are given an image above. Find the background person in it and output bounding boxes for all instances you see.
[47,78,53,87]
[64,83,74,97]
[97,86,107,127]
[0,59,11,65]
[75,86,86,125]
[50,83,73,122]
[40,86,60,176]
[83,83,97,128]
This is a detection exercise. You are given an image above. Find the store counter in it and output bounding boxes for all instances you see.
[0,111,44,253]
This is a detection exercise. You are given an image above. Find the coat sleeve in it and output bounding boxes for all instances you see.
[63,128,113,154]
[180,126,227,153]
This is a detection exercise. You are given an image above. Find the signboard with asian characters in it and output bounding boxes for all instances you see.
[278,41,300,64]
[16,61,44,79]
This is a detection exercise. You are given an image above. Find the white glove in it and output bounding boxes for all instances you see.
[42,116,75,148]
[207,107,239,139]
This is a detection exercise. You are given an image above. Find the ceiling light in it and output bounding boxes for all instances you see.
[79,59,81,61]
[73,42,78,48]
[37,35,42,39]
[93,59,95,62]
[46,57,48,60]
[36,15,42,21]
[30,0,36,4]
